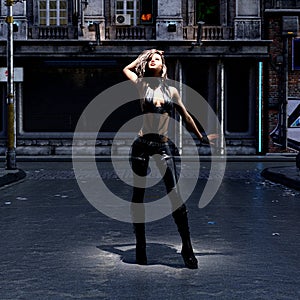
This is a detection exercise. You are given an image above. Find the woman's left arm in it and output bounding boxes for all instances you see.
[171,87,218,144]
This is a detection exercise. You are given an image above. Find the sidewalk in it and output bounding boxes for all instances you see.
[0,166,26,189]
[261,165,300,191]
[260,153,300,190]
[0,154,299,190]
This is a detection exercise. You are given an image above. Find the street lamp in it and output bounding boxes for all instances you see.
[5,0,22,170]
[5,0,16,170]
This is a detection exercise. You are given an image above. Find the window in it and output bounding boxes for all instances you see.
[291,116,300,127]
[38,0,68,26]
[116,0,139,26]
[292,38,300,70]
[225,63,254,135]
[140,0,154,24]
[0,86,4,135]
[195,0,219,25]
[22,62,125,133]
[116,0,154,26]
[288,100,300,128]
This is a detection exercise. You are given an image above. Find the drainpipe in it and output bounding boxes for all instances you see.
[217,60,225,155]
[190,21,205,50]
[175,60,183,155]
[94,22,101,45]
[178,61,183,155]
[281,36,288,150]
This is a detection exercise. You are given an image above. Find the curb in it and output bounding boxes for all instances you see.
[261,166,300,191]
[0,154,297,163]
[0,169,27,189]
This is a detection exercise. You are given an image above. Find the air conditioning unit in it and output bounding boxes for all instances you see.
[115,14,131,26]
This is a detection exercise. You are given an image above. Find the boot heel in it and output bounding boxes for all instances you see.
[133,223,147,265]
[181,248,198,269]
[172,204,198,269]
[136,245,147,265]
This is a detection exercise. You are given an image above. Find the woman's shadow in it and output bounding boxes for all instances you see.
[97,243,190,268]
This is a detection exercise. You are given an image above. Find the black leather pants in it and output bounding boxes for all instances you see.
[130,135,183,221]
[130,136,198,268]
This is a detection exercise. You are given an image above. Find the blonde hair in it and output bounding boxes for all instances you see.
[135,49,167,79]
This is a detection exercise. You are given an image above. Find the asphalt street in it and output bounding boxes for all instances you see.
[0,158,299,300]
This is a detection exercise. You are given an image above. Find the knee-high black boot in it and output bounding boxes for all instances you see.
[172,205,198,269]
[133,223,147,265]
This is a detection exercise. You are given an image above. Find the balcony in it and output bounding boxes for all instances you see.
[28,26,77,39]
[105,26,155,40]
[27,24,234,41]
[106,25,233,41]
[183,25,234,40]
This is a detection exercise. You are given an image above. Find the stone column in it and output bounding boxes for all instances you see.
[187,0,195,26]
[0,0,27,40]
[156,0,183,40]
[234,0,261,40]
[79,0,106,41]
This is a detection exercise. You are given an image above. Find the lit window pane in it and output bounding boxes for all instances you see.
[60,19,67,25]
[39,0,68,26]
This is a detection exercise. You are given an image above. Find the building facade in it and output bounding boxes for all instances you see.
[264,0,300,153]
[0,0,298,156]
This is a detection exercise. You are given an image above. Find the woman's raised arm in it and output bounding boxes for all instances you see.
[123,58,140,83]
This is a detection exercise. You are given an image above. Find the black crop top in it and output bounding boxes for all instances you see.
[137,79,173,138]
[143,83,173,115]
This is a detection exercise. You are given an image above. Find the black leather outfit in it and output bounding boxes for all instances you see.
[130,80,198,269]
[130,82,182,210]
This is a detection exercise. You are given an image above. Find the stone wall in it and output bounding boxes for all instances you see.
[0,137,257,156]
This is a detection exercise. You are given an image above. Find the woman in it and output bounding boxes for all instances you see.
[123,49,217,269]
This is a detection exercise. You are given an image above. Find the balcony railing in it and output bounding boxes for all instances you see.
[105,26,155,40]
[27,25,233,41]
[265,0,300,9]
[109,25,233,41]
[28,26,77,39]
[116,26,146,39]
[183,25,234,40]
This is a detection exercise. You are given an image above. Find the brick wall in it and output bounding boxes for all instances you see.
[266,14,300,153]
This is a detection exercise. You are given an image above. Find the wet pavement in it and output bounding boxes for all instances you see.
[0,158,299,299]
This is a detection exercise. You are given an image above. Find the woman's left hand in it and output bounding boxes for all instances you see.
[202,133,219,145]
